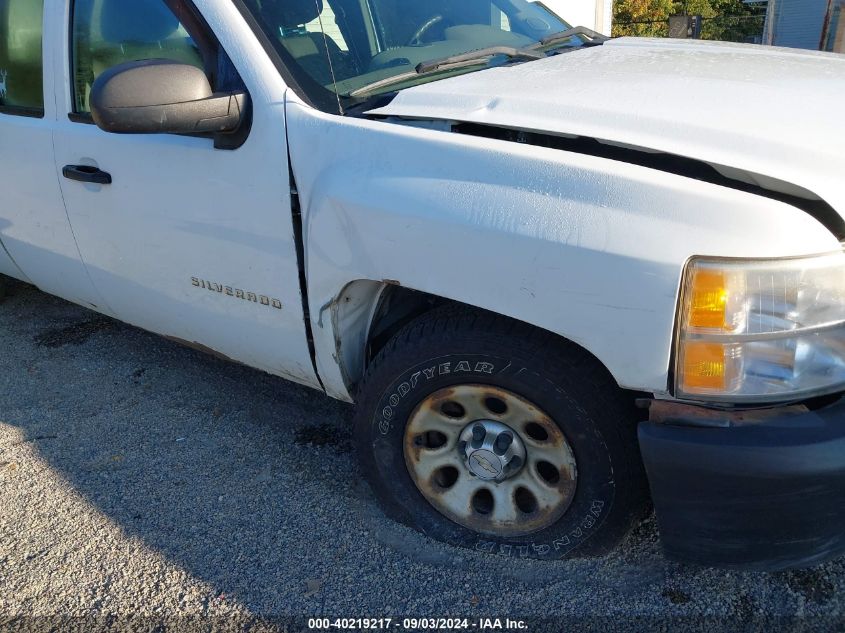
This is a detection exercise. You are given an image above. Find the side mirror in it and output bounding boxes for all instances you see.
[90,59,247,136]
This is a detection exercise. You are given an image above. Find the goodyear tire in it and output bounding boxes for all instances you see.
[354,306,648,559]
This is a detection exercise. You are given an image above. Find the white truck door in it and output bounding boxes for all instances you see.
[50,0,321,387]
[0,0,106,306]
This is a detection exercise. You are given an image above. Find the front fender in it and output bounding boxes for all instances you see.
[285,100,840,402]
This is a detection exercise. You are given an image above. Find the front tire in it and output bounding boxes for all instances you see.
[354,306,648,559]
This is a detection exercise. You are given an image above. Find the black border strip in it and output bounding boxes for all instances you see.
[287,156,326,392]
[67,111,93,124]
[453,122,845,241]
[0,106,45,118]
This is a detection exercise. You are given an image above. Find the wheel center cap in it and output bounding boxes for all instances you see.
[467,449,503,480]
[459,419,526,482]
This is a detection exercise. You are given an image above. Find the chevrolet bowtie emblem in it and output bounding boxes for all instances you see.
[472,453,498,476]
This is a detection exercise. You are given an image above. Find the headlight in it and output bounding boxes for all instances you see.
[675,252,845,403]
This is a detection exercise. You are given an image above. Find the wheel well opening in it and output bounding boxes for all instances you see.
[365,285,447,368]
[354,286,649,416]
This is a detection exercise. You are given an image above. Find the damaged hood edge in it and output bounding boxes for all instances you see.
[367,37,845,220]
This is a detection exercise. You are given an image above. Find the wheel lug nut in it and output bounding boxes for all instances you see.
[459,420,527,480]
[494,432,513,455]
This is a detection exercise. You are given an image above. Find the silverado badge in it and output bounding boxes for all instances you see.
[191,277,282,310]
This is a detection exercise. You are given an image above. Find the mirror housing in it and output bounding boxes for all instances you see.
[90,59,247,136]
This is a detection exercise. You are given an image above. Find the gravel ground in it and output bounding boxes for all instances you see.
[0,278,843,632]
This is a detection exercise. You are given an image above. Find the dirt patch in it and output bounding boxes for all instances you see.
[294,423,351,452]
[735,593,756,620]
[34,319,114,348]
[779,569,835,604]
[662,588,691,605]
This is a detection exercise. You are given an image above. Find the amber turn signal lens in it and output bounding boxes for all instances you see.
[687,269,729,330]
[680,341,732,393]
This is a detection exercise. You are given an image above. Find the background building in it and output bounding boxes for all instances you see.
[763,0,844,52]
[822,0,844,51]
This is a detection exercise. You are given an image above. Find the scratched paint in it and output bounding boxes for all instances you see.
[369,38,845,213]
[286,99,840,401]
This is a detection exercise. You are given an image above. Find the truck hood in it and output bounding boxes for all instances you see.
[368,38,845,220]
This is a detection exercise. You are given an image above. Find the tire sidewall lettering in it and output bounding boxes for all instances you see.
[378,359,495,436]
[368,353,616,559]
[474,499,607,557]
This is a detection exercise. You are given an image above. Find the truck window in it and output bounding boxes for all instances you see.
[303,2,349,52]
[246,0,360,90]
[238,0,568,113]
[71,0,206,114]
[0,0,44,116]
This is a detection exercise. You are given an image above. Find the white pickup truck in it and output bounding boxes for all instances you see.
[2,0,844,571]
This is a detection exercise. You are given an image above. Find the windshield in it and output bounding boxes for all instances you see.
[239,0,570,111]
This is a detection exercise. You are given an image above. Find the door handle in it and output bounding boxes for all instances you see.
[62,165,112,185]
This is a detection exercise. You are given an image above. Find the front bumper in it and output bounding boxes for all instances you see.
[638,397,845,571]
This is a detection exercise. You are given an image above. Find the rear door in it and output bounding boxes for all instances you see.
[0,0,105,306]
[50,0,321,387]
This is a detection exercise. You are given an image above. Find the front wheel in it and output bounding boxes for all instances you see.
[354,306,648,559]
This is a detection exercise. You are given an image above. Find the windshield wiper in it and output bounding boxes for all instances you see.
[348,30,607,100]
[349,46,543,98]
[530,25,609,50]
[415,46,545,74]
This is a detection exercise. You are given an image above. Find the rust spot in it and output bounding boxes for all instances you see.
[559,463,576,482]
[523,418,565,449]
[404,432,425,462]
[648,400,809,425]
[425,466,460,494]
[547,436,565,449]
[405,384,578,537]
[481,386,512,400]
[162,335,238,365]
[425,391,457,408]
[555,477,577,505]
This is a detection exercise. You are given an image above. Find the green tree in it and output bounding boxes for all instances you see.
[612,0,766,42]
[698,0,767,41]
[613,0,674,37]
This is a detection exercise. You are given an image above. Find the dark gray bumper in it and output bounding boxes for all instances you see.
[639,397,845,571]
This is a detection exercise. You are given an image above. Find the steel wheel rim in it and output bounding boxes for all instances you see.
[403,384,578,537]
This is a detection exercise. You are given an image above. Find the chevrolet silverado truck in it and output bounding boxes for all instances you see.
[1,0,844,571]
